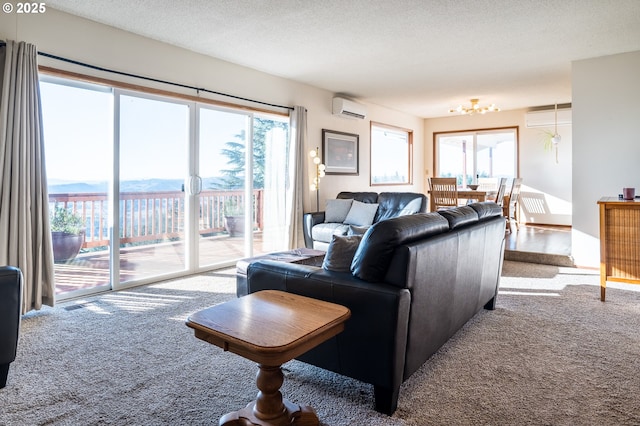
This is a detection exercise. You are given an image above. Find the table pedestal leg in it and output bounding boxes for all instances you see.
[219,364,319,426]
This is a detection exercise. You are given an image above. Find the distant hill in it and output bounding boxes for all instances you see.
[48,176,233,195]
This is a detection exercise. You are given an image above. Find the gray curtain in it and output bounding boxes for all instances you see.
[285,106,306,249]
[0,40,55,313]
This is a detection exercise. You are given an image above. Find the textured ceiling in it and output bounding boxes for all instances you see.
[45,0,640,118]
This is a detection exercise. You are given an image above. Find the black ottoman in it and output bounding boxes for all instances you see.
[235,248,325,297]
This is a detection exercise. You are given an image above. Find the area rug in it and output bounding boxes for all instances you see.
[1,262,639,425]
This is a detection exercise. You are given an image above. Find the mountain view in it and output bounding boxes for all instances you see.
[48,177,229,194]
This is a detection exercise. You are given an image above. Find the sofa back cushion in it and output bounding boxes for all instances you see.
[337,191,378,204]
[437,205,479,229]
[374,192,427,222]
[469,201,503,221]
[350,213,450,282]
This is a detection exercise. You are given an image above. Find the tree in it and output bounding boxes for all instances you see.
[217,118,288,190]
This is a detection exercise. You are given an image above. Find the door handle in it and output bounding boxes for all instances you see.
[189,175,202,195]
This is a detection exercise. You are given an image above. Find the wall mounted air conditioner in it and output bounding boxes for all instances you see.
[332,97,367,119]
[525,108,572,128]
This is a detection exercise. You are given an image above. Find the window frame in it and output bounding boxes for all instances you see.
[369,122,413,186]
[433,126,519,185]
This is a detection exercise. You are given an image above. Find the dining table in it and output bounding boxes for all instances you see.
[427,188,496,212]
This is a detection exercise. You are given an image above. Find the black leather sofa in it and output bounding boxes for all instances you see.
[0,266,23,389]
[242,202,505,414]
[303,191,427,250]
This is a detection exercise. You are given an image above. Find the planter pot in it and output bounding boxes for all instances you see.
[52,231,85,263]
[224,215,245,237]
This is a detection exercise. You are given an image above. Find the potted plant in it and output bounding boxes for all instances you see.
[50,206,86,263]
[224,198,245,237]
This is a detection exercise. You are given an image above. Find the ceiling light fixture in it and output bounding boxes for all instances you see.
[449,98,500,115]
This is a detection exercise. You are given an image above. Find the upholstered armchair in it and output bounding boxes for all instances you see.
[0,266,23,388]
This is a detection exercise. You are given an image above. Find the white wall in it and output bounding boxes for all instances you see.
[0,8,425,213]
[424,108,573,224]
[572,51,640,268]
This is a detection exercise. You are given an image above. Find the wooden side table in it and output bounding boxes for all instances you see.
[186,290,350,426]
[598,196,640,301]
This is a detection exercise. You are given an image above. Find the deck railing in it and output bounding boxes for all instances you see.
[49,189,264,249]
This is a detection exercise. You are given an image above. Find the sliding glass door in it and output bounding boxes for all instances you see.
[41,77,114,297]
[41,75,291,299]
[195,107,290,269]
[435,128,518,186]
[116,92,190,284]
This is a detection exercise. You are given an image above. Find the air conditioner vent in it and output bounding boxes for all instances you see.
[332,97,367,120]
[525,108,572,128]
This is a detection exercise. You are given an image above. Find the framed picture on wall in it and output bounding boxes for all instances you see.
[322,129,359,175]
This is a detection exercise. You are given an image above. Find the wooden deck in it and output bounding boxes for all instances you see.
[54,233,267,296]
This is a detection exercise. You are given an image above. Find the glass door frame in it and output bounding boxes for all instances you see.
[192,104,255,273]
[111,88,194,291]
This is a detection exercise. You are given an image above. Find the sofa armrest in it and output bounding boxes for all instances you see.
[0,266,22,367]
[303,211,325,248]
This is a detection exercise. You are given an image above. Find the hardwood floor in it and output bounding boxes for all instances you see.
[504,224,573,266]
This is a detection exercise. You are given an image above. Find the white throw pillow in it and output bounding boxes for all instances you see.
[343,200,379,226]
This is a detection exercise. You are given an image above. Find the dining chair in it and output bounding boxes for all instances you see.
[493,178,508,206]
[478,177,500,203]
[477,177,498,192]
[428,177,458,211]
[503,178,523,232]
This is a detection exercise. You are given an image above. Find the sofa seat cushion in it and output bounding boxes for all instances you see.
[311,223,350,243]
[351,213,450,282]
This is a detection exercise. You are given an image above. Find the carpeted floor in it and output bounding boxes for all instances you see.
[1,261,640,425]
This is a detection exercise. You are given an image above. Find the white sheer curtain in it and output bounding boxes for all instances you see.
[262,126,288,252]
[285,106,306,249]
[0,40,55,313]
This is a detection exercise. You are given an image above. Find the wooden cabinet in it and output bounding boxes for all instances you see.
[598,197,640,301]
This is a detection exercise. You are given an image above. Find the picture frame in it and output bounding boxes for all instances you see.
[322,129,359,175]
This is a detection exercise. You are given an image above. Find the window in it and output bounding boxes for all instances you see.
[435,127,518,186]
[370,123,413,185]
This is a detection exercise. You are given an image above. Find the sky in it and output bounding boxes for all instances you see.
[40,78,264,184]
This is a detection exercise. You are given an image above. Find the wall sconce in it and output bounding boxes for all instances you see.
[309,147,326,212]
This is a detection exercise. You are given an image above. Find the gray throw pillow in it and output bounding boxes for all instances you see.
[322,234,363,272]
[324,199,353,223]
[343,200,379,226]
[347,224,370,236]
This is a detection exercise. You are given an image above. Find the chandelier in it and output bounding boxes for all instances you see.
[449,99,500,115]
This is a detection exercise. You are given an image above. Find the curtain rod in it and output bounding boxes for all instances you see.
[0,42,293,110]
[37,51,294,111]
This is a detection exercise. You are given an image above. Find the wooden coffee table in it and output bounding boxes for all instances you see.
[186,290,351,426]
